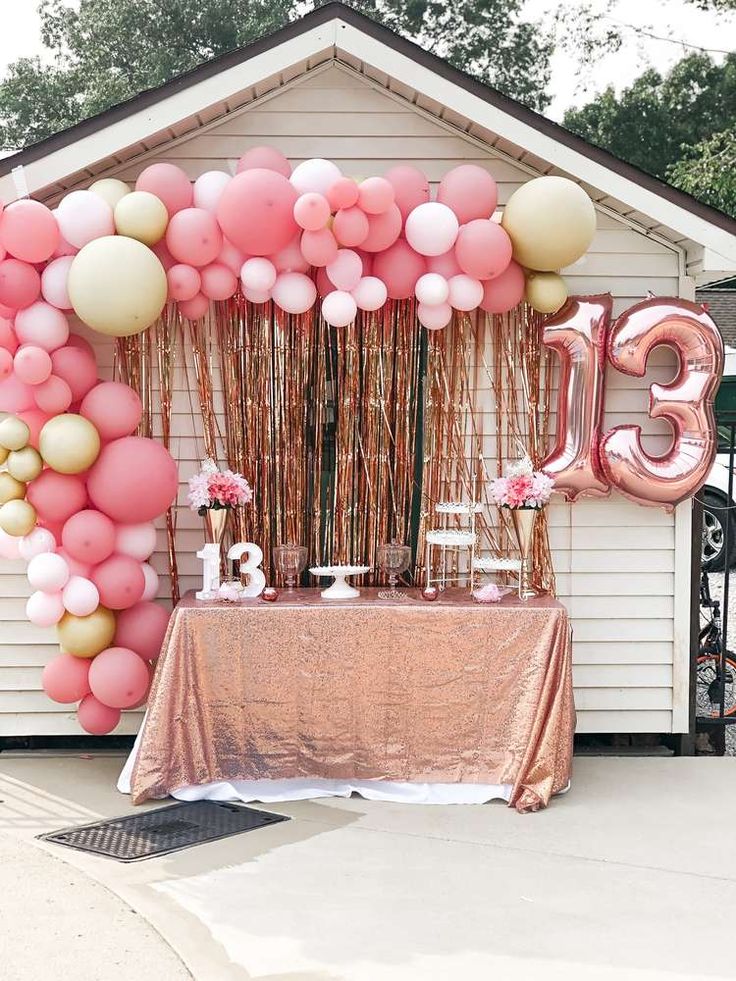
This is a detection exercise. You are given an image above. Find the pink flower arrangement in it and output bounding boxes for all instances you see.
[187,459,253,515]
[489,467,554,509]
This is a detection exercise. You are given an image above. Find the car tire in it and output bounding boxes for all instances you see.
[703,491,734,571]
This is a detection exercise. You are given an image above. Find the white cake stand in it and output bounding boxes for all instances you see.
[309,565,371,599]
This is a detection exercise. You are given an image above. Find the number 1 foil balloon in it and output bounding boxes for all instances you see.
[600,297,723,510]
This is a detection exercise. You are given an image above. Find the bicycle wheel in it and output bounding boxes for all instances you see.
[696,654,736,718]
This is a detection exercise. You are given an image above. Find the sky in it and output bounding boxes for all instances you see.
[0,0,733,121]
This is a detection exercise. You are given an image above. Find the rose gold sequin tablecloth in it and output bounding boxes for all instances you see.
[130,589,575,813]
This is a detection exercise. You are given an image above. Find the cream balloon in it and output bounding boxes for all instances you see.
[0,499,36,536]
[6,446,43,482]
[114,191,169,246]
[0,471,26,504]
[39,414,100,475]
[525,272,568,314]
[68,236,167,337]
[0,446,8,466]
[89,178,131,210]
[57,605,116,659]
[502,176,596,272]
[0,415,30,451]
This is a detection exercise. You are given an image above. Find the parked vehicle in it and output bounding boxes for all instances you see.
[702,451,735,570]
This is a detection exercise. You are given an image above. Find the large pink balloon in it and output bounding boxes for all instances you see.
[56,191,114,249]
[426,250,462,279]
[115,600,170,660]
[0,317,18,353]
[437,165,498,223]
[92,554,145,610]
[167,264,201,302]
[373,240,426,299]
[479,260,526,314]
[270,236,309,274]
[89,646,150,708]
[41,257,75,311]
[26,590,65,627]
[14,345,52,385]
[0,375,35,412]
[360,204,402,253]
[0,259,41,310]
[34,375,73,415]
[50,345,98,402]
[384,166,430,221]
[27,471,87,524]
[455,220,512,281]
[166,208,222,268]
[62,509,117,565]
[135,163,193,216]
[42,652,91,703]
[236,146,291,177]
[15,301,70,351]
[358,177,394,215]
[62,575,100,617]
[300,228,338,267]
[218,169,298,256]
[178,293,210,320]
[80,381,142,442]
[0,348,11,380]
[333,207,369,248]
[0,201,59,263]
[77,694,121,735]
[115,521,156,561]
[17,408,51,449]
[200,263,237,301]
[87,436,178,523]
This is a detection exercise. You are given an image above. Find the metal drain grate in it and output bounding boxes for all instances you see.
[39,800,290,862]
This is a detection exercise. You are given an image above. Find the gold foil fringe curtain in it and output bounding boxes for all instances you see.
[116,299,555,598]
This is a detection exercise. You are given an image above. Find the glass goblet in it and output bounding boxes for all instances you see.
[273,543,307,590]
[377,541,411,600]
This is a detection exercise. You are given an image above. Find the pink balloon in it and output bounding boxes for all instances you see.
[18,526,56,561]
[87,436,178,524]
[0,348,12,380]
[89,646,150,708]
[0,201,59,263]
[455,220,512,280]
[79,381,143,443]
[293,193,330,231]
[360,204,403,253]
[427,250,462,279]
[322,290,357,328]
[0,375,35,412]
[326,249,362,291]
[166,264,200,301]
[14,301,70,351]
[415,273,449,306]
[27,471,87,524]
[352,276,387,312]
[243,287,271,305]
[241,258,277,293]
[355,250,374,277]
[236,146,291,177]
[62,509,116,565]
[438,165,498,223]
[56,191,114,249]
[166,208,222,268]
[114,600,170,660]
[50,217,78,259]
[14,345,52,385]
[200,263,237,301]
[270,236,309,274]
[405,203,459,257]
[217,239,246,276]
[77,694,121,735]
[0,528,21,560]
[136,163,193,217]
[115,521,157,561]
[358,177,394,215]
[26,590,65,627]
[480,260,526,314]
[300,228,338,267]
[56,548,92,579]
[140,561,159,601]
[315,267,335,298]
[50,345,98,402]
[327,178,359,211]
[17,408,51,449]
[27,551,70,592]
[151,239,175,272]
[178,293,210,320]
[34,375,73,415]
[65,332,95,358]
[62,575,100,617]
[193,170,231,213]
[42,653,91,703]
[0,317,18,354]
[0,258,41,309]
[218,169,298,256]
[373,240,427,299]
[92,554,145,610]
[271,272,317,316]
[333,207,369,248]
[384,166,430,221]
[418,302,453,331]
[448,274,484,312]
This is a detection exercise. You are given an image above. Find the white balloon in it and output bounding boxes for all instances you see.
[62,576,100,617]
[290,158,342,197]
[448,274,483,312]
[56,190,115,249]
[415,273,449,306]
[241,257,277,293]
[18,527,57,562]
[41,257,75,310]
[27,552,70,593]
[193,171,231,214]
[322,290,357,328]
[141,562,160,601]
[352,276,387,312]
[115,521,157,561]
[405,203,459,257]
[271,272,316,315]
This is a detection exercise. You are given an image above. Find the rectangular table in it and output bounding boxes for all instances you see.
[124,589,575,813]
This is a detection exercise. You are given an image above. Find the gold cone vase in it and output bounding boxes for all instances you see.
[511,507,538,601]
[204,507,229,544]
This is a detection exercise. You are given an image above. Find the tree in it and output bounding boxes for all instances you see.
[668,128,736,216]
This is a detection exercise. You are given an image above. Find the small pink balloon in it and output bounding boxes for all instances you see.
[236,146,291,177]
[241,257,277,293]
[56,547,92,579]
[326,249,362,291]
[167,263,201,302]
[34,375,73,415]
[42,653,91,703]
[415,273,449,307]
[0,317,18,354]
[405,203,459,257]
[218,169,298,256]
[166,208,222,267]
[14,301,70,351]
[50,344,98,402]
[0,375,35,412]
[135,163,193,217]
[373,240,427,299]
[178,293,209,320]
[18,526,57,561]
[355,250,374,277]
[200,262,237,301]
[438,165,498,223]
[65,332,95,358]
[315,267,335,298]
[352,276,387,312]
[62,575,100,617]
[62,508,117,565]
[77,694,121,735]
[193,170,231,213]
[358,177,394,215]
[89,646,150,709]
[448,274,484,311]
[140,561,159,601]
[27,551,70,592]
[92,554,145,610]
[41,257,74,310]
[360,204,403,253]
[18,407,51,449]
[0,258,41,309]
[270,236,309,274]
[26,590,65,627]
[115,521,157,561]
[293,192,330,231]
[418,302,453,331]
[333,207,369,248]
[271,272,317,315]
[115,600,170,661]
[50,214,78,259]
[151,239,175,272]
[455,220,512,280]
[327,177,359,211]
[27,471,87,524]
[427,250,462,279]
[384,165,430,221]
[14,345,52,385]
[87,436,178,524]
[0,201,59,263]
[56,190,115,248]
[0,528,21,560]
[0,348,12,380]
[479,260,526,314]
[300,228,338,267]
[321,290,357,328]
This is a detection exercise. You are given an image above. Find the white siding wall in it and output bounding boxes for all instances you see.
[0,64,689,735]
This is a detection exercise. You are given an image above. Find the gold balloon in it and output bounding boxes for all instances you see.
[0,472,26,504]
[89,178,131,210]
[114,191,168,246]
[502,176,596,272]
[68,235,167,337]
[57,606,116,659]
[7,446,43,482]
[0,499,36,536]
[39,414,100,475]
[0,415,30,451]
[0,446,8,466]
[525,272,569,314]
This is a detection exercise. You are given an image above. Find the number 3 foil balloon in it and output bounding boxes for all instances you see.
[600,297,723,510]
